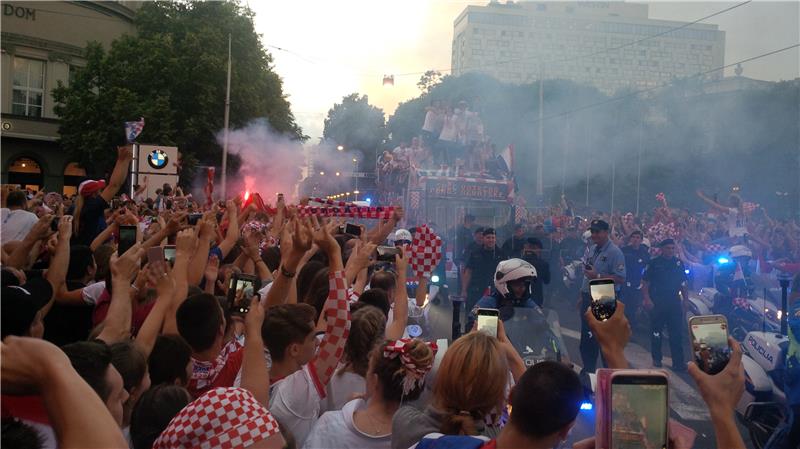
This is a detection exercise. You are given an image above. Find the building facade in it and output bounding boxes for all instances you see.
[1,1,139,195]
[452,1,725,94]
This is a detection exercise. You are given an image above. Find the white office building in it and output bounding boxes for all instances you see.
[452,1,726,94]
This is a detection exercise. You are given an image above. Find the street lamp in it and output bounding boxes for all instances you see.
[337,145,344,151]
[335,172,340,177]
[352,158,359,200]
[319,171,325,176]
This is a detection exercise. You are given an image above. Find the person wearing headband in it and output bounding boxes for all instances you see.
[304,338,437,449]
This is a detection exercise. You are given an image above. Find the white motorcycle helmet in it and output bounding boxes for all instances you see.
[494,258,538,297]
[393,228,412,245]
[729,245,752,259]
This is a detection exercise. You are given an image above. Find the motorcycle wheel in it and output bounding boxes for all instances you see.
[738,406,785,449]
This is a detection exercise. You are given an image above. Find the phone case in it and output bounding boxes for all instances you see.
[595,369,670,449]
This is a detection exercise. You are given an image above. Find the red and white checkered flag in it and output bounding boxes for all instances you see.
[409,225,442,278]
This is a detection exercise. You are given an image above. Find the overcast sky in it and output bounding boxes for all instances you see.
[250,1,799,140]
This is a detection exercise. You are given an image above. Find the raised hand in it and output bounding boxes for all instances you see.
[110,243,145,284]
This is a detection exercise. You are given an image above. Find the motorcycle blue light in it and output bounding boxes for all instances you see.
[684,269,690,275]
[431,275,440,283]
[580,401,593,411]
[717,257,730,264]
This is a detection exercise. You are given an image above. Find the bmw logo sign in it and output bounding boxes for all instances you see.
[147,149,169,170]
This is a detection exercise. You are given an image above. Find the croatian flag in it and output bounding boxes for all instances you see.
[124,117,145,143]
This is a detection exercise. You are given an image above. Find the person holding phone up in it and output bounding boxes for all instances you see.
[642,238,689,371]
[579,219,626,374]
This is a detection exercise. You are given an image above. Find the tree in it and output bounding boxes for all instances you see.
[322,93,386,170]
[417,70,444,94]
[52,1,304,184]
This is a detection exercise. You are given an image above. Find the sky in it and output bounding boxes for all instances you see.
[249,1,800,141]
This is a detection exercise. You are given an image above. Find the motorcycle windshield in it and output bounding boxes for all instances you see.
[503,307,568,367]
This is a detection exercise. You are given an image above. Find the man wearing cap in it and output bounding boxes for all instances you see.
[73,145,133,245]
[579,219,626,373]
[461,227,506,312]
[642,239,689,371]
[502,223,528,258]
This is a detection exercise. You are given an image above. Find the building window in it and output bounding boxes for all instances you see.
[12,57,45,117]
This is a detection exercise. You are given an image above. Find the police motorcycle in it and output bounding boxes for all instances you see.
[684,246,780,341]
[737,329,788,449]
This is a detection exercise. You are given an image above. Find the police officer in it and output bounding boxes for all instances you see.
[579,219,626,373]
[460,228,506,312]
[642,239,689,371]
[621,230,650,325]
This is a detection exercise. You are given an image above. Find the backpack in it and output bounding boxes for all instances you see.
[415,435,490,449]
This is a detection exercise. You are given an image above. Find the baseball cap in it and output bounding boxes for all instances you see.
[1,278,54,338]
[659,238,676,247]
[78,179,106,197]
[589,219,609,231]
[482,227,496,236]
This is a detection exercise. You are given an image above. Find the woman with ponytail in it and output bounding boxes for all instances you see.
[303,338,437,449]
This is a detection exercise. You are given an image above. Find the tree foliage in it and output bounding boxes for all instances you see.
[322,93,386,170]
[52,1,303,183]
[417,70,444,94]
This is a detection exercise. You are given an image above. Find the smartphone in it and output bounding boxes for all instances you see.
[50,216,60,232]
[689,315,731,375]
[609,371,669,449]
[344,223,362,237]
[164,245,177,264]
[118,225,137,256]
[111,198,121,210]
[147,246,166,273]
[227,273,261,315]
[589,278,617,321]
[377,246,401,262]
[188,213,202,226]
[476,308,499,337]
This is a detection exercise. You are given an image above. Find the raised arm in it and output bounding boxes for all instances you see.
[386,247,410,340]
[217,200,240,259]
[308,217,349,390]
[264,218,312,308]
[162,229,196,335]
[415,275,428,307]
[96,244,145,344]
[5,215,54,269]
[42,216,73,317]
[134,263,175,358]
[187,213,215,285]
[696,189,729,213]
[100,145,134,203]
[240,296,269,406]
[1,336,128,448]
[585,301,631,369]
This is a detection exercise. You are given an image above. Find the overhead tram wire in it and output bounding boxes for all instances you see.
[525,43,800,125]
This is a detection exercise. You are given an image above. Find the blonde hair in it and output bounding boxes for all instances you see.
[433,332,509,435]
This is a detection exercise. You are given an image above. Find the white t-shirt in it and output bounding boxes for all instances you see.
[422,109,442,133]
[1,208,39,242]
[322,368,366,413]
[303,398,391,449]
[438,115,458,142]
[269,364,325,448]
[82,281,107,305]
[727,207,747,237]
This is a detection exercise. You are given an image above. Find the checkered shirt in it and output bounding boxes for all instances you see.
[409,225,443,278]
[152,387,280,449]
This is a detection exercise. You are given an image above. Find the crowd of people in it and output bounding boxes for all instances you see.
[376,99,510,204]
[0,144,796,449]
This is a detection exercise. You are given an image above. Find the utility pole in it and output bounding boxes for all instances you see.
[536,68,544,204]
[636,119,643,215]
[221,33,232,200]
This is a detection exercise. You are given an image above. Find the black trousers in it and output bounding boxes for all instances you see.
[650,300,685,366]
[579,292,602,373]
[620,285,642,324]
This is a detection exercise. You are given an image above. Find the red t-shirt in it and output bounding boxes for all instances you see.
[187,339,244,399]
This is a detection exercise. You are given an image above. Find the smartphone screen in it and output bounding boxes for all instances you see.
[147,247,166,273]
[477,308,499,337]
[689,316,730,375]
[611,376,669,449]
[188,213,202,226]
[227,274,260,315]
[164,245,177,264]
[345,223,362,236]
[118,225,137,256]
[590,278,617,321]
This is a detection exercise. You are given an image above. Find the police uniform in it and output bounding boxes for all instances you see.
[579,221,626,373]
[642,255,688,368]
[464,245,506,312]
[621,244,650,323]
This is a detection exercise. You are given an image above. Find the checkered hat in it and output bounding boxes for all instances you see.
[152,387,280,449]
[409,225,442,278]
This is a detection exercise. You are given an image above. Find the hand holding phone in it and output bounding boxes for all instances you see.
[376,246,400,262]
[602,370,669,449]
[118,225,138,256]
[227,273,261,315]
[344,223,362,236]
[147,246,166,274]
[589,278,617,321]
[476,308,499,337]
[688,315,731,375]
